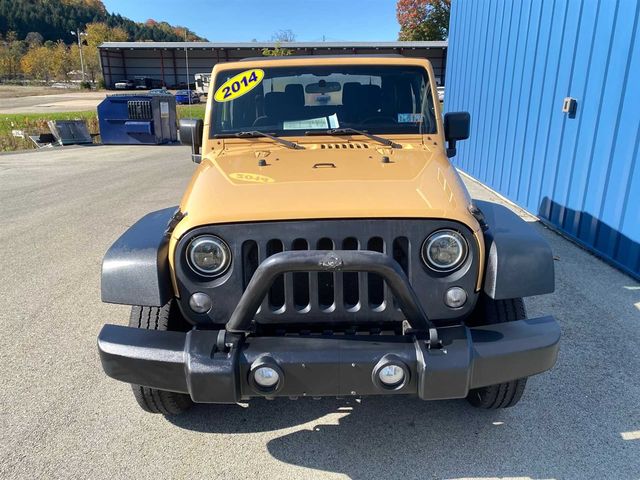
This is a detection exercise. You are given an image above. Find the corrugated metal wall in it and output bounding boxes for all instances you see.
[445,0,640,280]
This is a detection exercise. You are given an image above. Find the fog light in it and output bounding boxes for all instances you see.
[372,355,409,390]
[189,292,212,313]
[379,365,405,387]
[444,287,467,308]
[253,366,280,389]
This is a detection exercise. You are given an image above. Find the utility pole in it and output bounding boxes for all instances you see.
[71,29,87,82]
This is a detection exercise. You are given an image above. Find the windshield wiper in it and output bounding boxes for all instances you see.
[306,128,400,148]
[214,131,303,150]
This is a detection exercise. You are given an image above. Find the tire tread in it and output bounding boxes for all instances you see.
[127,302,193,416]
[466,296,528,409]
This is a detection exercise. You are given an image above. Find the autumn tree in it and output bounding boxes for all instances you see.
[0,31,27,79]
[20,45,54,80]
[80,22,128,83]
[50,41,72,80]
[397,0,450,41]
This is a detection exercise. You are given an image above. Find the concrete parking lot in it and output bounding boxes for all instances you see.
[0,87,188,114]
[0,87,110,114]
[0,145,638,480]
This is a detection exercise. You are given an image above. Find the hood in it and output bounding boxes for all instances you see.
[173,140,479,239]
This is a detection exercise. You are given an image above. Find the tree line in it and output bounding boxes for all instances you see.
[0,0,205,44]
[0,23,128,85]
[0,0,206,85]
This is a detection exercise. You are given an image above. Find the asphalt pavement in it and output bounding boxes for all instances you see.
[0,145,638,480]
[0,90,110,114]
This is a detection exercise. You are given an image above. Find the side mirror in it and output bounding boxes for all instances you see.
[179,118,204,163]
[444,112,470,158]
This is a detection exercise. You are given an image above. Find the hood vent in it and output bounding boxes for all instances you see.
[319,143,369,149]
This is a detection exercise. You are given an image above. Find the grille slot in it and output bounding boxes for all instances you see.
[316,238,335,310]
[291,239,310,311]
[248,234,411,320]
[392,237,410,309]
[367,237,385,309]
[241,240,258,289]
[266,239,285,311]
[342,237,359,310]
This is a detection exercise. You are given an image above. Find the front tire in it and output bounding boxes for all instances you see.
[128,302,193,415]
[466,296,528,409]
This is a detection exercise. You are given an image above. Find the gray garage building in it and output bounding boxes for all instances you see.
[98,41,448,90]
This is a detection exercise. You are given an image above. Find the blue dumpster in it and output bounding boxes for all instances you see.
[97,94,178,145]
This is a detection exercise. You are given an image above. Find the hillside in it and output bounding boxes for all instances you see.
[0,0,206,43]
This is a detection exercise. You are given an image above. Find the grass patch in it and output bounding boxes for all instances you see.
[0,111,99,152]
[0,103,207,152]
[177,103,206,119]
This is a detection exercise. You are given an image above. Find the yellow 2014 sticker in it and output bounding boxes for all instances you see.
[214,69,264,102]
[229,172,274,183]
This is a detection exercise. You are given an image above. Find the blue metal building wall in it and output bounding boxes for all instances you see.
[445,0,640,280]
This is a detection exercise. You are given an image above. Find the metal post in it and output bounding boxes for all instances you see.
[159,49,165,87]
[71,29,86,83]
[120,50,128,80]
[171,49,178,88]
[105,51,112,88]
[77,29,86,82]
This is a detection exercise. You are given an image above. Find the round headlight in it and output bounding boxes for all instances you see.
[187,235,231,276]
[422,230,468,272]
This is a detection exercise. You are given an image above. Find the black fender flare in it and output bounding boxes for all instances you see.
[101,207,180,307]
[475,200,555,299]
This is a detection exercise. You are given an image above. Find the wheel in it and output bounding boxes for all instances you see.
[466,296,528,409]
[128,301,193,415]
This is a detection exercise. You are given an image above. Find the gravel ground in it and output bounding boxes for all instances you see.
[0,145,638,480]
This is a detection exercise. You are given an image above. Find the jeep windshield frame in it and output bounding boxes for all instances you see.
[209,65,436,139]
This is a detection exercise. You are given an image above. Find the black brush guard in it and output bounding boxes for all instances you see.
[98,251,560,402]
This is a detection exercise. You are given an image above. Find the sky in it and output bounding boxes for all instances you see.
[102,0,401,42]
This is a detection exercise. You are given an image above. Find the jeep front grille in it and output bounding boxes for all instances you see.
[241,235,410,320]
[175,219,479,326]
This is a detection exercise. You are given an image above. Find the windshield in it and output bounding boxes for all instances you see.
[210,65,436,138]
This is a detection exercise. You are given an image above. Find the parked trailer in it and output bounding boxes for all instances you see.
[194,73,210,96]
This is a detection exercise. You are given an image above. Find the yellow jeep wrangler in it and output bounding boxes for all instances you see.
[98,56,560,415]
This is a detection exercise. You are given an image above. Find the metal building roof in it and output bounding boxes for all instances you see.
[99,41,448,50]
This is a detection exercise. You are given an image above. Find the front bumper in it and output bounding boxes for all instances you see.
[98,250,560,402]
[98,316,560,402]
